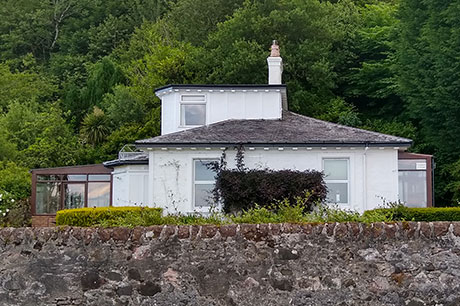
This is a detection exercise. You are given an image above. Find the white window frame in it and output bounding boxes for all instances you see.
[322,158,350,206]
[192,158,219,212]
[180,94,206,127]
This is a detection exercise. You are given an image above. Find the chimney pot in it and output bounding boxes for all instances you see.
[267,40,283,84]
[270,40,280,57]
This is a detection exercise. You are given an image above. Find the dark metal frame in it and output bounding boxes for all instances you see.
[30,164,113,216]
[398,152,434,207]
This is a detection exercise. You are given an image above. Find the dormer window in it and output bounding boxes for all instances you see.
[180,95,206,126]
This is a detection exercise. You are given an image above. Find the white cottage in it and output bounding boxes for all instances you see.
[30,42,433,225]
[106,41,431,214]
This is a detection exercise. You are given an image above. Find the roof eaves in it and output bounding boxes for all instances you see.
[136,141,412,148]
[155,84,287,93]
[103,159,149,167]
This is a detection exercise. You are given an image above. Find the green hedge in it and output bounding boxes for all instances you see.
[363,206,460,222]
[56,206,163,227]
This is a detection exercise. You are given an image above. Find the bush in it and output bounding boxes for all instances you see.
[55,206,163,227]
[215,169,327,213]
[231,198,307,224]
[363,206,460,222]
[0,162,31,200]
[0,198,31,227]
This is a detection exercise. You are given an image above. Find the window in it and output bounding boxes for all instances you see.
[181,95,206,126]
[34,172,111,214]
[323,159,349,205]
[193,159,218,208]
[398,159,427,207]
[36,182,61,214]
[64,184,85,209]
[88,182,111,207]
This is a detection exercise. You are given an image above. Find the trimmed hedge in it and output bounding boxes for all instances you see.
[56,206,163,227]
[215,169,327,213]
[363,206,460,222]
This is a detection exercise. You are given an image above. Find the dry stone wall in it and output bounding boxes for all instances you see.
[1,222,460,306]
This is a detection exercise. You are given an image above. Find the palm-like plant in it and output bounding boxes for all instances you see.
[80,107,110,145]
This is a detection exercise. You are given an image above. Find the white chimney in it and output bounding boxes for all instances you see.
[267,40,283,85]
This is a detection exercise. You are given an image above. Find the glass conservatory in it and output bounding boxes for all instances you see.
[31,164,112,216]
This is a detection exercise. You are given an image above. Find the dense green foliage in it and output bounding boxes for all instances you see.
[215,168,326,213]
[55,206,163,227]
[54,200,394,227]
[0,0,460,207]
[364,206,460,222]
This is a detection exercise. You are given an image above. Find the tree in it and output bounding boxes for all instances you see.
[0,162,31,199]
[80,106,111,146]
[197,0,360,118]
[166,0,245,45]
[396,0,460,202]
[0,62,56,112]
[102,85,145,129]
[117,22,201,109]
[343,2,402,120]
[0,101,80,168]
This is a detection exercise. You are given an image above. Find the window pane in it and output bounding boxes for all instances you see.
[399,171,427,207]
[37,175,60,181]
[88,174,111,181]
[181,95,205,102]
[63,175,86,181]
[194,160,217,181]
[324,159,348,180]
[88,182,110,207]
[398,159,427,170]
[182,104,206,126]
[326,183,348,204]
[36,182,61,214]
[64,184,85,209]
[195,184,215,207]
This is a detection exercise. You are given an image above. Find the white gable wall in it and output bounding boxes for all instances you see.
[144,147,399,214]
[158,88,283,135]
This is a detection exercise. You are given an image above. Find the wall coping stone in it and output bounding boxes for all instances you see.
[1,222,460,245]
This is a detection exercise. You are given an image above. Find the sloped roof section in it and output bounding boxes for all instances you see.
[136,111,412,147]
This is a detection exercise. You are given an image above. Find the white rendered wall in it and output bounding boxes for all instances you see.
[144,147,400,214]
[158,88,283,135]
[111,165,149,206]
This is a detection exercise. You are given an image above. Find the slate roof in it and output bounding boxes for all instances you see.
[103,153,148,167]
[136,111,412,147]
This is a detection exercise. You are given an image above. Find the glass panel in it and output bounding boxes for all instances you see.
[324,159,348,180]
[181,104,206,126]
[88,182,110,207]
[37,175,60,181]
[64,184,85,209]
[88,174,111,181]
[36,182,61,214]
[399,171,427,207]
[195,184,215,207]
[326,183,348,204]
[181,95,205,102]
[63,175,86,181]
[398,159,427,171]
[194,160,217,181]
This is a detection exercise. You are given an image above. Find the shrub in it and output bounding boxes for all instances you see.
[215,168,327,213]
[363,206,460,222]
[0,162,31,200]
[0,198,31,227]
[55,206,163,227]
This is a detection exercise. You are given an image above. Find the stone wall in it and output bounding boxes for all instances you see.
[1,222,460,306]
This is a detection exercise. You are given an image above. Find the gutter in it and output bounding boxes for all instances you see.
[135,141,412,149]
